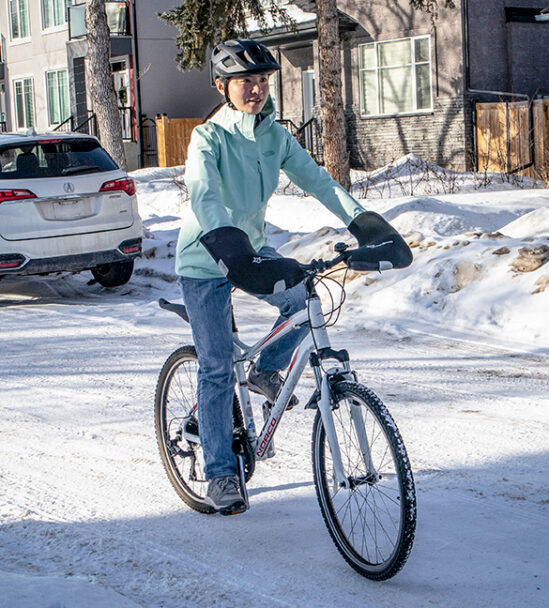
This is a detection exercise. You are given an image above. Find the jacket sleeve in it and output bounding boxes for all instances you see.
[184,125,234,232]
[280,132,365,226]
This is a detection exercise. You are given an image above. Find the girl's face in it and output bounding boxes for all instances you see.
[217,73,272,114]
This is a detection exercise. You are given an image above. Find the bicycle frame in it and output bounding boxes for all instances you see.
[232,288,358,489]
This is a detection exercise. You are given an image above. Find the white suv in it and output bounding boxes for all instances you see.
[0,132,142,287]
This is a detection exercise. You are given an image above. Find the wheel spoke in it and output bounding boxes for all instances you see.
[312,382,416,580]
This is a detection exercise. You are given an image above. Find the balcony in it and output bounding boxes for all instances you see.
[69,1,130,40]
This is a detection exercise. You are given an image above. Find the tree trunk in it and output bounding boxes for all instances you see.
[316,0,351,190]
[85,0,127,170]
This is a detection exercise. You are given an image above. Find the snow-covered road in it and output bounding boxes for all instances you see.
[1,272,547,607]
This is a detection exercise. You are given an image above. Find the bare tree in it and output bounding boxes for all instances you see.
[316,0,350,190]
[85,0,126,170]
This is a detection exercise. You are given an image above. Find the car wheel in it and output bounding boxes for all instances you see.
[91,260,134,287]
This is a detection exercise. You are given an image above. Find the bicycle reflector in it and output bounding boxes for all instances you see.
[99,177,136,196]
[0,189,37,204]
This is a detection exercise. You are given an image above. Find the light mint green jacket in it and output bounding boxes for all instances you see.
[175,97,365,278]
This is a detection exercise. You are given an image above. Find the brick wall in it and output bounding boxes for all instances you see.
[344,96,470,171]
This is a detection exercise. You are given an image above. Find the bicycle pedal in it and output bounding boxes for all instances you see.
[219,501,247,516]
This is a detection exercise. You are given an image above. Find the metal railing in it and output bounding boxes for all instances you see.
[140,116,158,167]
[53,107,135,141]
[277,117,322,163]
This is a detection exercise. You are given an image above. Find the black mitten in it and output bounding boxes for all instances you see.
[200,226,305,294]
[346,211,413,271]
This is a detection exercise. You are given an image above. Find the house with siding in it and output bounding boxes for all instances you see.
[253,0,549,171]
[0,0,219,169]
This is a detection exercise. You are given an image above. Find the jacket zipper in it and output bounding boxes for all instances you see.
[257,159,264,202]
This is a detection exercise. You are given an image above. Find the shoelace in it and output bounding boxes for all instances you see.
[216,477,239,493]
[269,372,281,385]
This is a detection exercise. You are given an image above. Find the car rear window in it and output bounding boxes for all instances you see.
[0,138,119,179]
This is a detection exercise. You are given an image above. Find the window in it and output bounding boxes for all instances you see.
[46,69,70,125]
[105,1,129,35]
[0,138,118,179]
[359,36,432,117]
[13,77,34,128]
[9,0,30,40]
[42,0,73,29]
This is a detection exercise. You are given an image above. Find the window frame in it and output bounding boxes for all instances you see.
[44,67,70,127]
[41,0,73,33]
[13,75,35,129]
[8,0,31,42]
[358,35,434,119]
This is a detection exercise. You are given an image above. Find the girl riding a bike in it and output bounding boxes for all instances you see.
[175,38,405,514]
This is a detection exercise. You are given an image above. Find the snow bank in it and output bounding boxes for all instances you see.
[131,158,549,351]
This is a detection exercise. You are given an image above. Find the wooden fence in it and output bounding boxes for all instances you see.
[476,99,549,180]
[155,115,204,167]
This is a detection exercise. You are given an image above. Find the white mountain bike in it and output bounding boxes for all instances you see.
[154,241,416,580]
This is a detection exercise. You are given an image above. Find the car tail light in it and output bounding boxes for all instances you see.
[100,177,136,196]
[0,254,26,269]
[0,189,37,204]
[119,238,142,255]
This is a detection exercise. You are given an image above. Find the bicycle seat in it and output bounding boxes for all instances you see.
[158,298,190,323]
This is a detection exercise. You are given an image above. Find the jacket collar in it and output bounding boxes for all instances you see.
[209,96,276,140]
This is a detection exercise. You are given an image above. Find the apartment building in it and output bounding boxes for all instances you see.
[0,0,219,169]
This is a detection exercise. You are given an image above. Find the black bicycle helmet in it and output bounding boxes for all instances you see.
[211,39,280,79]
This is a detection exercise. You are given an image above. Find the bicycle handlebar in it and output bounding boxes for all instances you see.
[159,239,412,320]
[299,238,411,275]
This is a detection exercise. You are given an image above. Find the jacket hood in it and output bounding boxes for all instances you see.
[208,96,276,140]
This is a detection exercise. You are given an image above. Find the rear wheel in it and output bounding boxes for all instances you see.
[91,260,133,287]
[312,381,416,580]
[155,346,253,513]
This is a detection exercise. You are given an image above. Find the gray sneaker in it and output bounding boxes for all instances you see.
[248,363,298,409]
[205,475,246,515]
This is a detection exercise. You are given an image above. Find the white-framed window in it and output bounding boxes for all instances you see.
[9,0,31,40]
[13,77,34,128]
[46,69,70,125]
[41,0,73,30]
[358,36,433,117]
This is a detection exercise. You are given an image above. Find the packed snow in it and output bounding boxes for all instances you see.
[1,156,548,607]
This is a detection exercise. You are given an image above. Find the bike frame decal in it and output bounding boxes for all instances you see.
[253,334,316,458]
[256,317,293,349]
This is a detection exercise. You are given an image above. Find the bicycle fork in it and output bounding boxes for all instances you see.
[317,373,379,489]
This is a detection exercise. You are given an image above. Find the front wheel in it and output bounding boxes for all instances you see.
[312,381,416,580]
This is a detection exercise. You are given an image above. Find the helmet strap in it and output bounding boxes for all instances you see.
[223,78,236,110]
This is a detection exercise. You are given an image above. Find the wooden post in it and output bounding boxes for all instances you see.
[156,114,169,167]
[533,99,549,181]
[155,116,203,167]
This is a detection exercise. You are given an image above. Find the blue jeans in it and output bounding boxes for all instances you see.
[179,247,307,480]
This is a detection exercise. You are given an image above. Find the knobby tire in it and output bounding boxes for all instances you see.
[311,381,416,580]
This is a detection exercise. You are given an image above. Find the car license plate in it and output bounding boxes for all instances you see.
[41,198,94,221]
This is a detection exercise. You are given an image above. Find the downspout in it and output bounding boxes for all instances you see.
[130,0,143,168]
[275,47,283,119]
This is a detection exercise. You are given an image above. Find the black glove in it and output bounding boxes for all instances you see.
[347,211,413,271]
[200,226,305,295]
